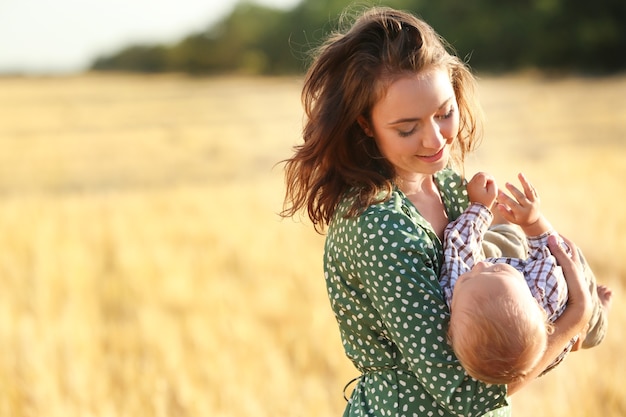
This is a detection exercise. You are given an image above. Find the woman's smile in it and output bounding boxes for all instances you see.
[416,146,446,162]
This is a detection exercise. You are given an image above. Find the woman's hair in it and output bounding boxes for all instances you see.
[448,293,553,385]
[282,7,484,231]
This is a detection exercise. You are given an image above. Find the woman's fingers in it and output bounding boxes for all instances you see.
[547,234,580,269]
[548,234,592,324]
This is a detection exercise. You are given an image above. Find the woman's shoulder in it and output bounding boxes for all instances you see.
[338,187,410,219]
[435,167,466,193]
[327,188,441,270]
[330,188,426,241]
[435,168,469,220]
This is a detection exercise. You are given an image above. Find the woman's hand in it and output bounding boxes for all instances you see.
[549,234,593,325]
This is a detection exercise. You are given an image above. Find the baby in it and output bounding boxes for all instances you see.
[440,172,611,384]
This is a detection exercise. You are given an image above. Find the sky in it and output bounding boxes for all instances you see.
[0,0,301,74]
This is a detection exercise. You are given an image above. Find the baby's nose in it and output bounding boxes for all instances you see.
[475,260,493,270]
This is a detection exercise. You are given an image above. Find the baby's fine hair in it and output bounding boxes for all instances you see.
[282,7,483,230]
[449,293,551,384]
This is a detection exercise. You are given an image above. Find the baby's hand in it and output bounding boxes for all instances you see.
[467,172,498,208]
[496,173,550,236]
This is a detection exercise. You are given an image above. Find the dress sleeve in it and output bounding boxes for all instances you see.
[353,207,509,416]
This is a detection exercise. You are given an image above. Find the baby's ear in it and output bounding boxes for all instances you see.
[357,115,374,137]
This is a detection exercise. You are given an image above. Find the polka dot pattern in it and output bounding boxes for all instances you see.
[324,169,510,416]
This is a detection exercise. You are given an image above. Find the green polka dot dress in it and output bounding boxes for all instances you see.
[324,168,511,417]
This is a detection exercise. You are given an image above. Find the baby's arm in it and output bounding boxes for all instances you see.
[467,172,498,208]
[495,173,552,237]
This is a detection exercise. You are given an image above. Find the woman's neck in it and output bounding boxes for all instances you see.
[394,173,434,196]
[396,173,449,240]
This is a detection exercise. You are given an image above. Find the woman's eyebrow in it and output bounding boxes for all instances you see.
[387,96,454,125]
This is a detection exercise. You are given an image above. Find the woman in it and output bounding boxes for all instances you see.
[282,7,591,416]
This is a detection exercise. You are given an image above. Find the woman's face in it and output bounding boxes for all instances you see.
[361,69,460,179]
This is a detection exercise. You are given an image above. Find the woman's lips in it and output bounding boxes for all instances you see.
[417,147,445,163]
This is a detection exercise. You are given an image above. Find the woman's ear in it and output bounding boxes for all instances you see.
[357,115,374,137]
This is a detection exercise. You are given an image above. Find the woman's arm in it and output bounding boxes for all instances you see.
[507,235,592,395]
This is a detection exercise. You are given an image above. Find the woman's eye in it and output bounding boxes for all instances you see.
[398,127,416,137]
[437,108,455,120]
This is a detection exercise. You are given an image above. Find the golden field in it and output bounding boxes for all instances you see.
[0,73,624,416]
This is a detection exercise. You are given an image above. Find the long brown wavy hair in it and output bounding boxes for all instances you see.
[282,7,484,232]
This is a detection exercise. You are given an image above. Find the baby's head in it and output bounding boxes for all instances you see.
[448,261,553,384]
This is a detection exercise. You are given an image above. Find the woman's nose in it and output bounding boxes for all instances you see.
[421,119,445,149]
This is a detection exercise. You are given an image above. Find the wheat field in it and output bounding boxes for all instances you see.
[0,73,624,416]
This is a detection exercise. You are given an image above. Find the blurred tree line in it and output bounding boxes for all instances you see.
[91,0,626,75]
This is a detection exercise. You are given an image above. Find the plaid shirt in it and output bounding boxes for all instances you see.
[440,203,574,373]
